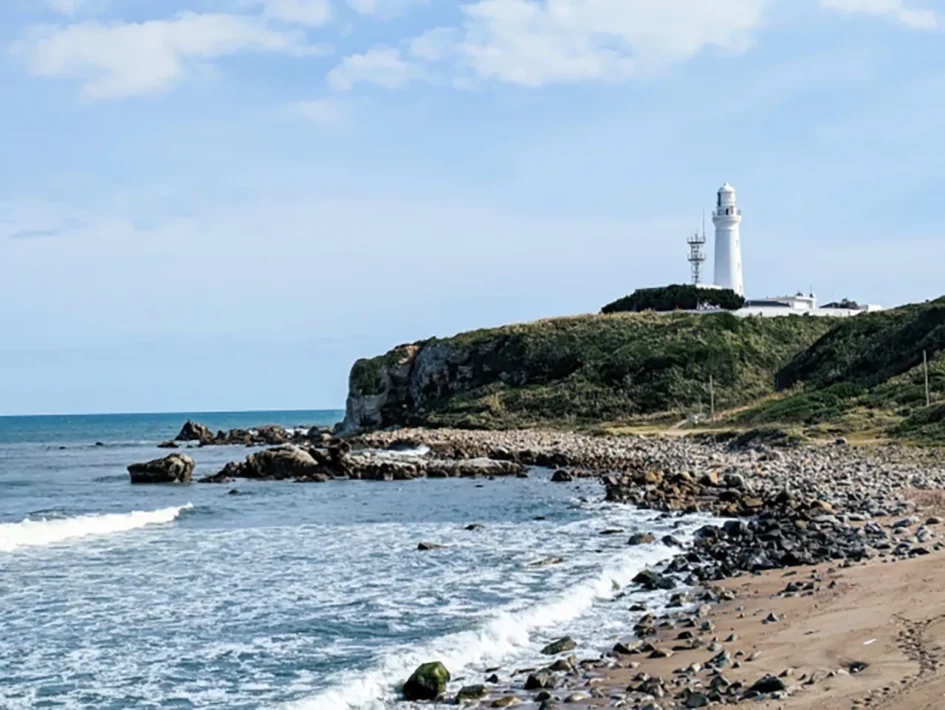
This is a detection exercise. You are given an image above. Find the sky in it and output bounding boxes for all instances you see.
[0,0,943,415]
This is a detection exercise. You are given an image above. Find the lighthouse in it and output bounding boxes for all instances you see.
[712,183,744,296]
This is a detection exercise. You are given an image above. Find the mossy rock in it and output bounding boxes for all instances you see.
[403,661,451,701]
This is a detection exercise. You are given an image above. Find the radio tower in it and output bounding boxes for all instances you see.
[687,211,707,285]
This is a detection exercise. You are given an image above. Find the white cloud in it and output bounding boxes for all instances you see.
[290,96,351,123]
[253,0,333,26]
[346,0,429,18]
[329,0,770,90]
[409,27,457,61]
[455,0,769,85]
[12,12,323,99]
[821,0,938,29]
[327,46,424,89]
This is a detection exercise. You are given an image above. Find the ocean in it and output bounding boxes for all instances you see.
[0,411,709,709]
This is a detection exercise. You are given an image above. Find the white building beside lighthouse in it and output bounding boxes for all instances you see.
[712,183,744,296]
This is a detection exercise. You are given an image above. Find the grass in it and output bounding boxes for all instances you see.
[354,311,836,430]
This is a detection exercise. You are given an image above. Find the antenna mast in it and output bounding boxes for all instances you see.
[687,210,707,285]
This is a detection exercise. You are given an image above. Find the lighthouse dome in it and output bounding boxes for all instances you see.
[719,183,736,193]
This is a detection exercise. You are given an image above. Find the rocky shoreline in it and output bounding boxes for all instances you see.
[128,423,945,707]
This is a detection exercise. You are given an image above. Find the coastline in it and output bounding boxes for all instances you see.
[131,422,945,707]
[342,427,945,708]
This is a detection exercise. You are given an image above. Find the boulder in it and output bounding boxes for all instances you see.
[456,685,487,702]
[629,532,656,545]
[632,569,676,590]
[541,637,577,655]
[175,420,213,444]
[524,670,557,690]
[551,470,573,482]
[128,453,194,484]
[243,446,322,480]
[403,661,451,701]
[748,674,786,694]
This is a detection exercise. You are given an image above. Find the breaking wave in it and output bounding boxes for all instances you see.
[283,540,683,710]
[0,504,193,553]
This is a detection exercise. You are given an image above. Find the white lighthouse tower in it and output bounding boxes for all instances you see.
[712,183,744,296]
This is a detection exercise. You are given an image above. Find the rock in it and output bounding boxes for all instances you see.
[632,569,675,590]
[748,674,786,694]
[127,453,194,484]
[686,692,711,708]
[491,697,521,707]
[531,557,564,567]
[175,420,213,443]
[541,637,577,655]
[228,488,240,495]
[403,661,451,701]
[157,440,179,449]
[524,670,557,690]
[763,612,781,624]
[417,542,444,551]
[241,446,322,480]
[662,535,684,547]
[628,532,656,545]
[547,658,573,672]
[456,685,488,702]
[600,529,624,535]
[466,524,486,531]
[551,470,573,482]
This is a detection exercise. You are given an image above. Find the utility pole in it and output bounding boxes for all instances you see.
[924,350,931,407]
[709,375,715,423]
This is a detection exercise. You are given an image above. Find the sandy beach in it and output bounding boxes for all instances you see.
[581,544,945,709]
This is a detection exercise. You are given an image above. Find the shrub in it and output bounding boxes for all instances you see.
[602,285,745,314]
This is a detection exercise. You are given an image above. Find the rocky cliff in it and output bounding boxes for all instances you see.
[340,312,836,432]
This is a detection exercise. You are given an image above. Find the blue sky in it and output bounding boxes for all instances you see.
[0,0,943,415]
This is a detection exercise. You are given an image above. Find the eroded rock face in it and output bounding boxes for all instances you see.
[128,453,194,484]
[175,420,213,444]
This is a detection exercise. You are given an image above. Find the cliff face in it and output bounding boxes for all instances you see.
[341,312,837,433]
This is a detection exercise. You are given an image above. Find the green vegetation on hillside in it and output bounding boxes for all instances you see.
[602,284,745,314]
[358,312,835,430]
[735,298,945,442]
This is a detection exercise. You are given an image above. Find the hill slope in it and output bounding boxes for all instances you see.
[737,298,945,441]
[342,312,836,431]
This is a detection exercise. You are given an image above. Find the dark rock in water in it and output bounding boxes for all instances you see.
[95,442,105,447]
[600,529,624,535]
[531,557,564,567]
[456,684,487,701]
[551,470,573,483]
[748,674,786,694]
[662,534,683,547]
[403,661,450,701]
[128,453,194,484]
[240,446,321,480]
[486,673,500,684]
[524,670,557,690]
[633,569,675,590]
[175,420,214,444]
[466,524,486,531]
[228,489,240,495]
[417,541,444,551]
[629,532,656,545]
[157,440,178,449]
[541,637,577,655]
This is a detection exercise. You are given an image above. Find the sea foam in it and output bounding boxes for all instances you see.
[0,504,192,553]
[282,538,683,710]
